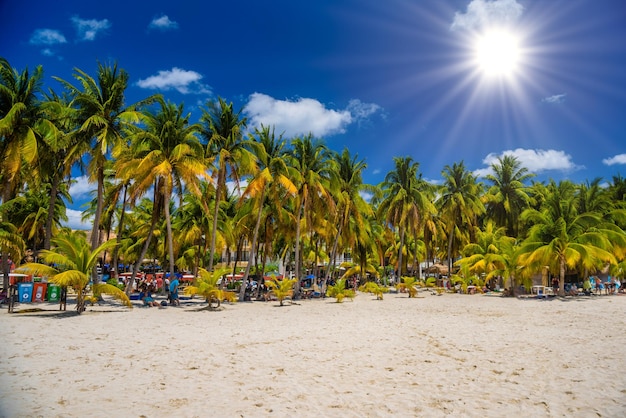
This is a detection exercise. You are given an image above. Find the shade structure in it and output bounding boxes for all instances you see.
[425,263,450,274]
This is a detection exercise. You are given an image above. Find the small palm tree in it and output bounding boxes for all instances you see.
[185,267,233,310]
[265,277,297,306]
[358,281,388,300]
[18,231,131,313]
[326,278,355,303]
[396,276,419,297]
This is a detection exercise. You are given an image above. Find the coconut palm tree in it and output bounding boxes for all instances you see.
[55,62,153,256]
[18,231,130,313]
[239,125,297,301]
[288,134,335,296]
[483,155,533,237]
[518,180,622,296]
[0,58,46,290]
[265,276,297,306]
[437,161,485,278]
[199,97,252,272]
[0,58,44,203]
[326,148,374,286]
[118,98,206,287]
[378,157,434,278]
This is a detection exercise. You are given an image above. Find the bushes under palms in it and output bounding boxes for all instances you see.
[265,277,297,306]
[326,278,355,303]
[358,281,388,300]
[185,267,234,310]
[396,276,419,297]
[18,231,131,313]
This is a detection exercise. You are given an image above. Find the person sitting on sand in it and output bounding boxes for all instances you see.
[139,286,159,307]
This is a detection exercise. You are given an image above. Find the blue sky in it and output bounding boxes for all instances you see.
[2,0,626,228]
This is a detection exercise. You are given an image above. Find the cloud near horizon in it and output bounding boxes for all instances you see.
[137,67,211,94]
[474,148,582,178]
[64,209,92,230]
[72,16,111,41]
[29,29,67,45]
[603,154,626,166]
[451,0,524,31]
[244,93,382,138]
[149,15,178,30]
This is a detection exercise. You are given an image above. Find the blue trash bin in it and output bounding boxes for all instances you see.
[18,282,34,303]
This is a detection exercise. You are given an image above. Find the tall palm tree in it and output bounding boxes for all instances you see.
[118,98,206,285]
[483,155,533,237]
[200,97,252,272]
[327,148,374,285]
[437,161,485,277]
[55,62,153,256]
[518,180,623,296]
[239,125,297,301]
[288,134,334,296]
[378,157,434,277]
[0,58,45,290]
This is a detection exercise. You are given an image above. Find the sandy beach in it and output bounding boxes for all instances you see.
[1,291,625,418]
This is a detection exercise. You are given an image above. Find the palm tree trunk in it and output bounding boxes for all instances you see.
[164,190,176,294]
[241,187,266,301]
[447,226,454,281]
[44,173,61,250]
[208,170,224,272]
[111,185,128,280]
[324,221,343,293]
[398,227,405,277]
[559,257,566,296]
[91,167,105,283]
[293,198,305,298]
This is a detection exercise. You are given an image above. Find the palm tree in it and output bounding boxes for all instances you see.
[55,62,153,256]
[437,161,485,278]
[0,58,44,203]
[265,276,297,306]
[18,231,130,313]
[483,155,533,237]
[200,97,252,272]
[185,267,233,310]
[118,98,206,287]
[378,157,434,277]
[0,58,45,289]
[518,180,623,296]
[239,125,297,301]
[38,90,76,250]
[288,134,334,296]
[326,148,374,286]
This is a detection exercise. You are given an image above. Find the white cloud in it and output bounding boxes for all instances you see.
[244,93,382,138]
[542,94,567,104]
[41,48,55,56]
[72,16,111,41]
[29,29,67,45]
[451,0,524,31]
[149,15,178,30]
[64,209,92,231]
[136,68,211,94]
[474,148,582,178]
[603,154,626,166]
[69,175,94,201]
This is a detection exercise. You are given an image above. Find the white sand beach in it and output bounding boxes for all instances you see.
[1,292,625,417]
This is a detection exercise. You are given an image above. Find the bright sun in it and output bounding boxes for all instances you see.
[474,29,521,78]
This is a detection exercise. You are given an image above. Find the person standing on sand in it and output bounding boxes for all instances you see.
[169,276,180,306]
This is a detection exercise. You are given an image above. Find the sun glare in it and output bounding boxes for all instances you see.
[474,29,521,78]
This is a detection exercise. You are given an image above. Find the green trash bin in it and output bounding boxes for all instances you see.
[47,284,60,302]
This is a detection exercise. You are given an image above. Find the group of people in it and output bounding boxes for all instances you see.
[138,276,180,307]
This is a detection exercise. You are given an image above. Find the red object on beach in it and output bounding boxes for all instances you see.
[32,283,47,302]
